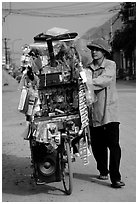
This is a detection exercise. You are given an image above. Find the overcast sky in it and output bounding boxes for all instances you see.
[2,1,121,54]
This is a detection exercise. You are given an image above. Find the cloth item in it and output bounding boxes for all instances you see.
[34,122,48,143]
[79,133,91,165]
[87,58,119,127]
[33,97,41,115]
[32,56,42,74]
[78,84,92,165]
[90,122,121,183]
[27,94,36,116]
[87,38,111,54]
[26,88,40,116]
[83,68,97,105]
[33,121,60,148]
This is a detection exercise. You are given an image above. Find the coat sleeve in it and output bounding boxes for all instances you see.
[93,61,116,90]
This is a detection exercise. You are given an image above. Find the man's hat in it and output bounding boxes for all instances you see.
[87,38,112,54]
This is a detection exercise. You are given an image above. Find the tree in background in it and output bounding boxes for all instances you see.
[112,2,136,54]
[112,2,136,79]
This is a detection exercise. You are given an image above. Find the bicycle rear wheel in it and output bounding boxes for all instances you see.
[62,142,73,195]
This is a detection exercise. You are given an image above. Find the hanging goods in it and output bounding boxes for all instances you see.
[78,82,90,165]
[27,94,36,116]
[18,28,92,195]
[18,86,29,114]
[78,83,89,129]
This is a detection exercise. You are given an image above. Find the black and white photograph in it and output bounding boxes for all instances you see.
[2,1,136,202]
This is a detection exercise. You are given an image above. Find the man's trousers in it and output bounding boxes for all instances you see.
[90,122,121,183]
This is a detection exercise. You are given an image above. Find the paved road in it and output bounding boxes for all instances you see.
[2,80,136,202]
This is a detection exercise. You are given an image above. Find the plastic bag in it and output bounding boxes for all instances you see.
[83,68,96,105]
[18,86,29,114]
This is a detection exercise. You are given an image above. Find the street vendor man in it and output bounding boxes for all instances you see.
[86,38,125,188]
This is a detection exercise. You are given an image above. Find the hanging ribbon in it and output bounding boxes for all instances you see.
[78,82,89,130]
[78,82,91,165]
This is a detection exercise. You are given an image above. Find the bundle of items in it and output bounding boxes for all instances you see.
[18,27,92,165]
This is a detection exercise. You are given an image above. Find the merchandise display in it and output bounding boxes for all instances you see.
[18,28,92,190]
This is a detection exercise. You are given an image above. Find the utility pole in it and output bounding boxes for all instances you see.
[3,38,10,65]
[2,3,11,66]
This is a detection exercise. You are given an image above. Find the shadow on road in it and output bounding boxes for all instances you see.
[73,172,111,188]
[2,154,65,197]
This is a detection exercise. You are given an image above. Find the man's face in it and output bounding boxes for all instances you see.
[91,47,104,60]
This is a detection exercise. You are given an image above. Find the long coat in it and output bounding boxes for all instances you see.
[85,58,119,127]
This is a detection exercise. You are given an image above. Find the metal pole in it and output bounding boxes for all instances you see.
[4,38,8,64]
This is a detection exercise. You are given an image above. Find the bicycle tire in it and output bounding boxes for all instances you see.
[62,142,73,195]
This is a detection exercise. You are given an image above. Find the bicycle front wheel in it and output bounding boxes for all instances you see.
[62,142,73,195]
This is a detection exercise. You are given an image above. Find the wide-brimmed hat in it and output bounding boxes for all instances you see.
[87,38,111,54]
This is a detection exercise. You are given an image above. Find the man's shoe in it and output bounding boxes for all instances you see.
[111,181,125,188]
